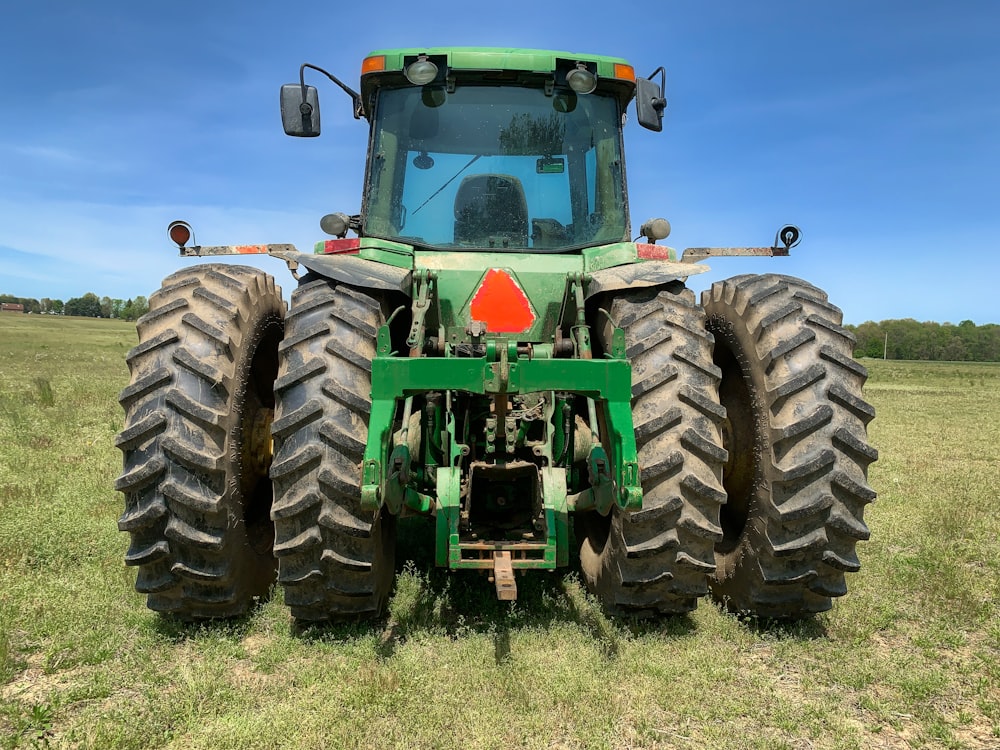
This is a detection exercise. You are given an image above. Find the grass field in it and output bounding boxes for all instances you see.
[1,313,997,749]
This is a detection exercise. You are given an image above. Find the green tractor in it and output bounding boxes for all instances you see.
[115,47,876,622]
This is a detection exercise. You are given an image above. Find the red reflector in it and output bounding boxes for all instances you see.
[322,239,361,254]
[636,243,675,261]
[469,269,535,333]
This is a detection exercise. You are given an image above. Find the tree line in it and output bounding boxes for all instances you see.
[1,293,149,321]
[847,319,1000,362]
[4,291,997,360]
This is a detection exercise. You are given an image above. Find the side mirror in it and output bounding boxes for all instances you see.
[280,84,321,137]
[635,76,666,132]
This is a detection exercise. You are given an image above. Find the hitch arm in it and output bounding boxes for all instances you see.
[680,224,801,263]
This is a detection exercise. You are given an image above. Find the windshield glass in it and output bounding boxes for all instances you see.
[364,84,628,252]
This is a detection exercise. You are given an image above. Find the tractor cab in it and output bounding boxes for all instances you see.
[281,48,667,253]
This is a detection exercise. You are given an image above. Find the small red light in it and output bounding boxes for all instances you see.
[469,269,535,333]
[322,239,361,254]
[636,243,675,261]
[168,220,192,247]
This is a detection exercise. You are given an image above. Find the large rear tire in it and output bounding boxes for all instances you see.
[577,284,728,615]
[703,274,877,618]
[115,265,285,618]
[269,279,396,622]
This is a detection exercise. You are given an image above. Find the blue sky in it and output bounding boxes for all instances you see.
[1,1,998,324]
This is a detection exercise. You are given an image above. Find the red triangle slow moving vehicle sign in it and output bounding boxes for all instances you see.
[469,268,536,333]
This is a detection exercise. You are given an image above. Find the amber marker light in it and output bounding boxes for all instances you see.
[167,220,193,248]
[361,55,386,75]
[613,63,635,82]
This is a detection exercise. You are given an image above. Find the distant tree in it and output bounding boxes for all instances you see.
[40,297,52,313]
[852,321,885,359]
[121,295,149,321]
[943,337,968,361]
[848,318,999,362]
[131,295,149,319]
[64,292,102,318]
[100,296,113,318]
[50,299,64,314]
[981,325,1000,361]
[111,298,126,319]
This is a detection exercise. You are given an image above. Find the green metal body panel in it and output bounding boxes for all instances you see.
[358,251,644,571]
[415,251,581,343]
[313,237,416,268]
[365,47,632,78]
[362,354,640,570]
[582,241,648,271]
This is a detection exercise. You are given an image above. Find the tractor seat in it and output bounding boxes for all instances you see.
[454,174,529,248]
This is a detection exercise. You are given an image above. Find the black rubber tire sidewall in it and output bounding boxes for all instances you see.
[116,264,285,618]
[703,274,877,618]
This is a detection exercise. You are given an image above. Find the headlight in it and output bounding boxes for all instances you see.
[405,55,439,85]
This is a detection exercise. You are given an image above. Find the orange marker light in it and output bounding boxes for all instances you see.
[361,55,386,75]
[167,220,192,247]
[613,64,635,82]
[469,269,536,333]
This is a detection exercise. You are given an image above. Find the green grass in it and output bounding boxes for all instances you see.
[1,315,998,749]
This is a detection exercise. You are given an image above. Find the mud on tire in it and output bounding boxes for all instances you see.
[269,279,396,622]
[577,284,728,615]
[703,274,877,618]
[115,265,285,618]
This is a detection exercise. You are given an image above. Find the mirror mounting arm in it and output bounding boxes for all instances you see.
[647,66,666,100]
[300,62,364,119]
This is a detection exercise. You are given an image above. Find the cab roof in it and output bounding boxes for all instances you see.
[359,47,638,118]
[363,47,634,76]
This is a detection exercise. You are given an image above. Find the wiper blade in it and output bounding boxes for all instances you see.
[411,154,481,216]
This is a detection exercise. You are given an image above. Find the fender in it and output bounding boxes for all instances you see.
[168,229,414,296]
[274,250,412,295]
[584,259,709,300]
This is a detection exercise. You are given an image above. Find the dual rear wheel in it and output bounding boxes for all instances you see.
[117,268,875,621]
[117,269,394,621]
[577,274,876,618]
